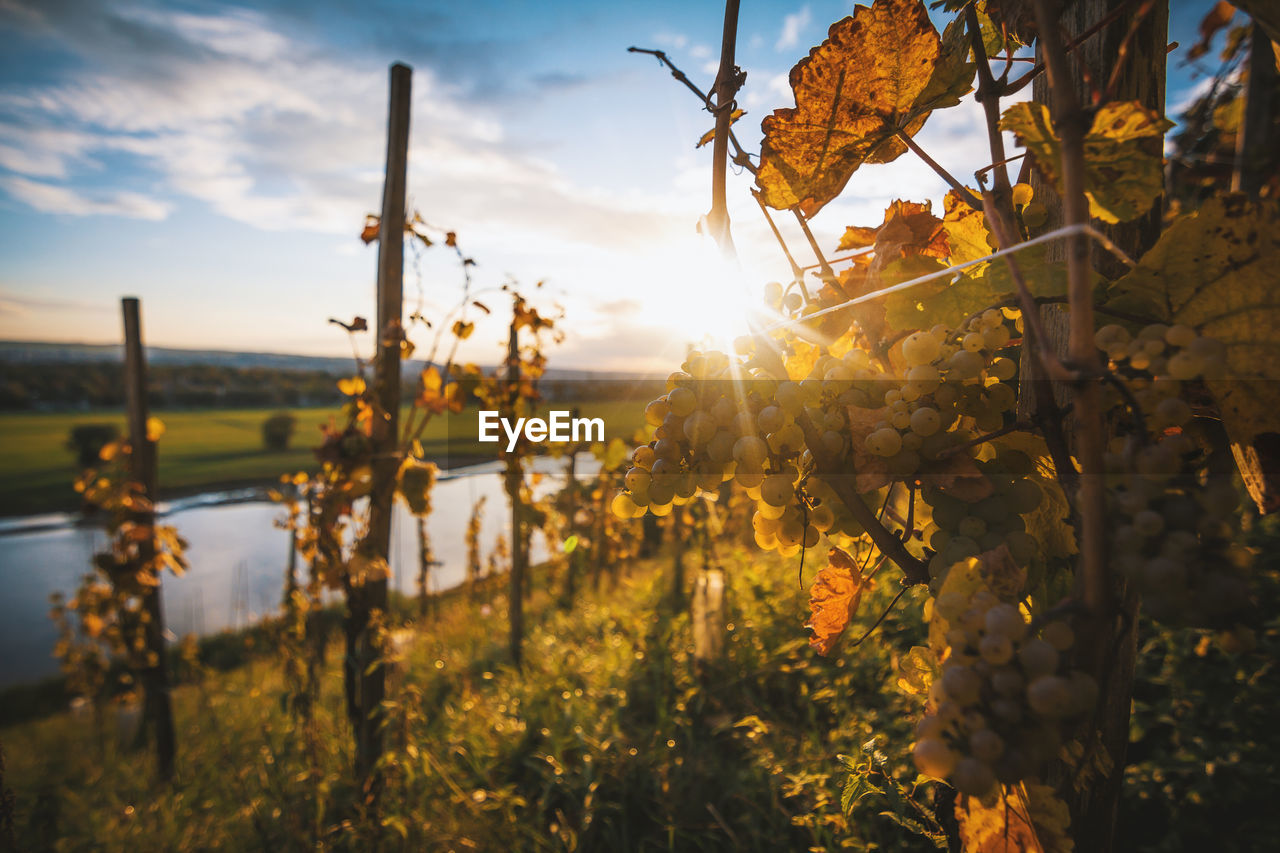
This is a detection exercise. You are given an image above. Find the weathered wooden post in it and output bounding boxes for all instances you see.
[505,317,527,667]
[121,296,176,781]
[354,60,411,788]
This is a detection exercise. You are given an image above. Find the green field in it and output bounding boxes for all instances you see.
[0,401,646,516]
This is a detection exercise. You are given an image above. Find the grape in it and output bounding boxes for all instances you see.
[903,331,942,366]
[757,405,785,433]
[667,386,696,417]
[952,757,997,796]
[1042,621,1074,652]
[989,357,1017,381]
[970,729,1004,762]
[764,281,783,306]
[760,474,794,507]
[980,633,1014,665]
[866,428,903,457]
[644,398,670,426]
[1026,676,1072,717]
[943,665,982,706]
[983,324,1011,349]
[1018,639,1058,677]
[624,467,651,494]
[733,435,768,467]
[611,492,644,519]
[913,738,957,777]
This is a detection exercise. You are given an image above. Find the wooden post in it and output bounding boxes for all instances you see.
[1233,24,1277,198]
[121,296,176,782]
[354,60,411,787]
[706,0,742,255]
[1027,3,1167,849]
[505,317,526,668]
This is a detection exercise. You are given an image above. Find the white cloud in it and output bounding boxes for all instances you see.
[0,175,170,219]
[776,6,811,52]
[0,0,680,253]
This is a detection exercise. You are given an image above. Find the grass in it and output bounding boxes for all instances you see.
[0,548,942,852]
[0,400,645,516]
[1,530,1277,850]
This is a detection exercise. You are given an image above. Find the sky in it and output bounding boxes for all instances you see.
[0,0,1228,373]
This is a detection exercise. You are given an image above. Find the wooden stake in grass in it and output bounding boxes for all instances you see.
[121,296,176,782]
[353,61,411,790]
[506,315,527,668]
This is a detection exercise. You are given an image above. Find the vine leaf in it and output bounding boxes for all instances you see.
[696,108,745,148]
[805,546,874,655]
[756,0,975,216]
[1109,196,1280,512]
[895,645,938,695]
[993,433,1077,559]
[883,192,1067,332]
[1000,100,1174,224]
[954,786,1047,852]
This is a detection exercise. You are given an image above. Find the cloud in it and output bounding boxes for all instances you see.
[776,6,811,52]
[0,175,170,219]
[0,0,682,252]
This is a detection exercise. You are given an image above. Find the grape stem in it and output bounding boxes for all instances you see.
[753,190,805,284]
[790,207,837,286]
[795,411,930,585]
[848,584,907,648]
[1032,0,1112,670]
[627,46,757,175]
[934,419,1035,459]
[966,4,1015,218]
[893,127,982,210]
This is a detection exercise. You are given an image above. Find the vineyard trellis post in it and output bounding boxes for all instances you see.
[352,60,411,788]
[505,317,527,668]
[121,296,176,782]
[1027,1,1167,848]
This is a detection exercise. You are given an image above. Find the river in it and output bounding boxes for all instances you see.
[0,455,596,688]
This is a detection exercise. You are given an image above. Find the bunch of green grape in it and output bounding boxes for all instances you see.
[612,310,1034,560]
[1095,322,1226,433]
[1096,323,1251,625]
[913,585,1096,798]
[919,450,1044,586]
[855,311,1020,479]
[610,348,867,554]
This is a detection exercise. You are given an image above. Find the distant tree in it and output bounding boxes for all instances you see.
[66,424,120,469]
[261,413,297,452]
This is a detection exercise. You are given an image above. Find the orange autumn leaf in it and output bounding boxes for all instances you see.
[806,546,874,655]
[360,215,380,244]
[756,0,974,216]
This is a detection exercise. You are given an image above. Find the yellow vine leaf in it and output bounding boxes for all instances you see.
[954,785,1051,853]
[756,0,974,216]
[337,376,366,397]
[992,433,1077,560]
[999,100,1173,224]
[884,191,1068,332]
[695,108,745,149]
[1110,196,1280,512]
[452,320,475,340]
[146,417,165,442]
[896,645,937,695]
[805,546,873,655]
